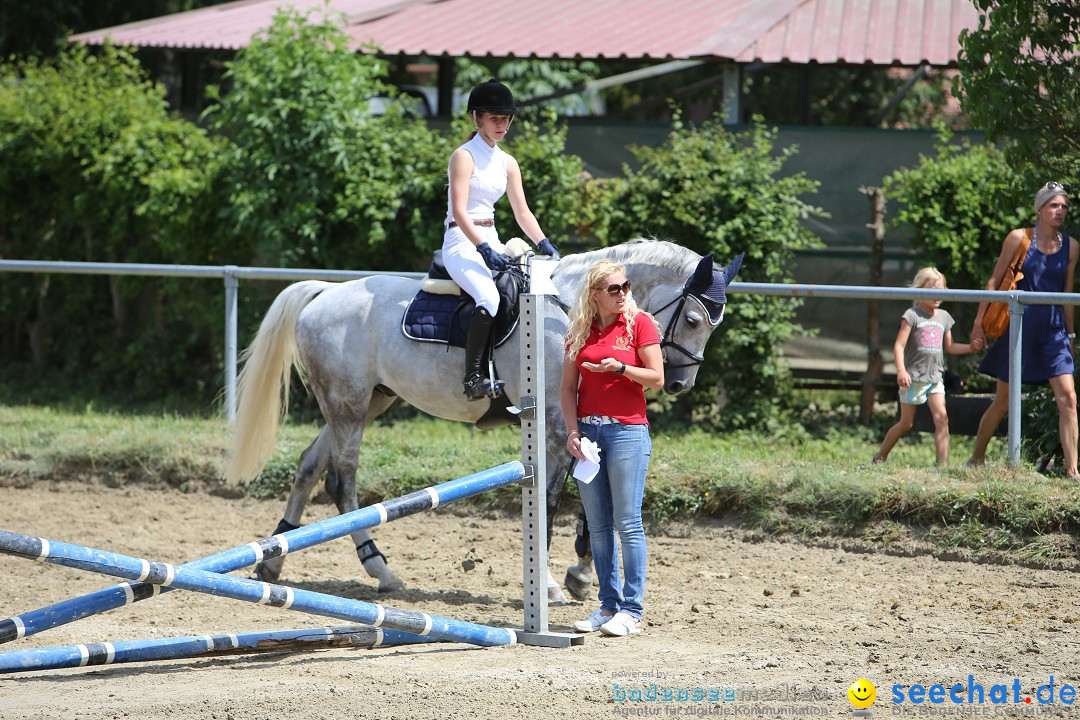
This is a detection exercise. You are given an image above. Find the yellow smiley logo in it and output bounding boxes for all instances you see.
[847,678,876,709]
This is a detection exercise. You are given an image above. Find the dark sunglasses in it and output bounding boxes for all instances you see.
[1047,182,1072,194]
[601,281,631,296]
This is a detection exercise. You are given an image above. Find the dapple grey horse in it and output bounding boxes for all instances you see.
[225,239,742,600]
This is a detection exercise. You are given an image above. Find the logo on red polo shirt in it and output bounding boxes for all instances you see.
[613,335,632,351]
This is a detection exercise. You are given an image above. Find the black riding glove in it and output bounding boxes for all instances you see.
[476,242,510,272]
[537,238,560,260]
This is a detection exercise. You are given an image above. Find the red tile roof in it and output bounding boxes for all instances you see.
[70,0,980,66]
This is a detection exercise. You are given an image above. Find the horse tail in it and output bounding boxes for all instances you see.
[225,280,330,485]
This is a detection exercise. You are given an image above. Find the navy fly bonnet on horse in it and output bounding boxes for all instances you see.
[685,252,745,323]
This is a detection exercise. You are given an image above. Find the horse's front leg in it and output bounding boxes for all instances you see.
[256,427,330,583]
[564,511,595,601]
[327,415,404,594]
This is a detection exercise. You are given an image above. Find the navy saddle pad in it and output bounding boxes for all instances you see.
[401,253,526,348]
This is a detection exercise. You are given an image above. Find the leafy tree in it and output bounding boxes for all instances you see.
[203,7,451,270]
[957,0,1080,179]
[0,43,228,402]
[599,114,824,429]
[483,109,588,247]
[883,131,1030,296]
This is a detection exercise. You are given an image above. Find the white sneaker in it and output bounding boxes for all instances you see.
[600,611,643,637]
[573,606,615,633]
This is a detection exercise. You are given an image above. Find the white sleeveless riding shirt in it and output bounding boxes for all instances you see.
[444,133,508,229]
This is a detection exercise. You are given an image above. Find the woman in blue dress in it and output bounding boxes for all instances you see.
[969,182,1078,478]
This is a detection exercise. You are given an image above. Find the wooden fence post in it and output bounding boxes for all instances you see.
[860,186,886,423]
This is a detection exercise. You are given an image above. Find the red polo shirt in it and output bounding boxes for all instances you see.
[574,311,661,425]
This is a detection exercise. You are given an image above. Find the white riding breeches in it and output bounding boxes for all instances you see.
[442,225,506,315]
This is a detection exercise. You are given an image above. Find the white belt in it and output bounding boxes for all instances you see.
[579,415,621,426]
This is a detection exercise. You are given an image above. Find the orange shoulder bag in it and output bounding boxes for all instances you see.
[982,228,1033,339]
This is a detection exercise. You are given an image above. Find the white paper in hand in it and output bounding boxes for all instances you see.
[572,437,602,484]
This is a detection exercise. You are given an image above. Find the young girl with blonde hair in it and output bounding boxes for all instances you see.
[873,267,981,466]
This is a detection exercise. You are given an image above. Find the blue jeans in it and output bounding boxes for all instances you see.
[575,421,651,620]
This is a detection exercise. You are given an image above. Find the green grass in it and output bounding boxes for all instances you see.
[2,404,1079,562]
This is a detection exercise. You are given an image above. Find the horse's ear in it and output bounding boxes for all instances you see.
[691,254,714,289]
[721,253,745,285]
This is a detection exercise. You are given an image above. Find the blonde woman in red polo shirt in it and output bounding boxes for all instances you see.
[561,259,664,637]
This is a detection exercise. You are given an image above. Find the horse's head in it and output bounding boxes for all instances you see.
[652,252,744,395]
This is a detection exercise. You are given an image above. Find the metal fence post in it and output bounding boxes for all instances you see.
[1006,296,1024,466]
[224,266,239,423]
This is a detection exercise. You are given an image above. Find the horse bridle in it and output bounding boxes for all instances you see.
[651,288,724,369]
[550,269,724,369]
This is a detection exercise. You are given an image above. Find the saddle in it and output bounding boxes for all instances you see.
[401,238,531,349]
[401,239,533,431]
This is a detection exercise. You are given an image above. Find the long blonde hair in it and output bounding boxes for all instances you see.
[565,260,656,359]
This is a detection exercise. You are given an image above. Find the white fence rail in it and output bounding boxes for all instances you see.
[3,259,1078,466]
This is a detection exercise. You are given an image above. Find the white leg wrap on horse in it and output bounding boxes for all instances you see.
[546,568,568,604]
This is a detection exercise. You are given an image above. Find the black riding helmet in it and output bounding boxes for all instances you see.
[467,78,518,116]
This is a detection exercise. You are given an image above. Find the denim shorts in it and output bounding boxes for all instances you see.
[900,380,944,406]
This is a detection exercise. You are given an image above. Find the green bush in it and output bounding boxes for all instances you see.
[597,114,824,429]
[0,44,228,405]
[486,109,588,247]
[957,0,1080,181]
[883,131,1031,295]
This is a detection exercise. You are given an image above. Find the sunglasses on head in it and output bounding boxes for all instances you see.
[601,280,631,296]
[1047,182,1072,194]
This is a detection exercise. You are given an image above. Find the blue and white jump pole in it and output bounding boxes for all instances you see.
[0,529,518,647]
[0,624,432,674]
[0,462,524,645]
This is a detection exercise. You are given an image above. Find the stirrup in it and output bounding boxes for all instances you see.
[463,372,503,401]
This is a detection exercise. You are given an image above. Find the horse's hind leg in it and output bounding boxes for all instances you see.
[256,427,331,582]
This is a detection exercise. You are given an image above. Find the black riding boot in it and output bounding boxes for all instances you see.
[463,307,496,401]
